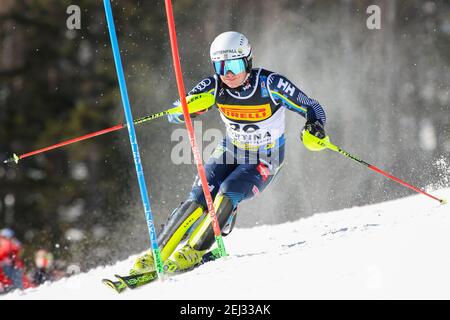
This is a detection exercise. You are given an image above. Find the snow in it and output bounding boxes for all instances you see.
[2,188,450,300]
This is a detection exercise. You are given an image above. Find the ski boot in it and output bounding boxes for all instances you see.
[163,244,206,274]
[130,252,155,275]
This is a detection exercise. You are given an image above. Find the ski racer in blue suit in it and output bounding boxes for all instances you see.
[131,31,328,274]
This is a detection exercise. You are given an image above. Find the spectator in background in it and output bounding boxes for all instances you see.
[0,252,12,293]
[0,228,31,293]
[29,249,66,286]
[29,249,54,285]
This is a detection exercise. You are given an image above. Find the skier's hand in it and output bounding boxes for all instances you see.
[303,120,325,139]
[168,112,185,124]
[301,120,327,151]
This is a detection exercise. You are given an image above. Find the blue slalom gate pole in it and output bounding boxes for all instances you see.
[103,0,164,277]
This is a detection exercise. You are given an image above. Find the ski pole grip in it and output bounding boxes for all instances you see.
[3,153,20,164]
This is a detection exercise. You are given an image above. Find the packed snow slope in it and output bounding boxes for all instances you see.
[3,188,450,300]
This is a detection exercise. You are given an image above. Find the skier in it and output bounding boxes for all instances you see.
[131,31,327,274]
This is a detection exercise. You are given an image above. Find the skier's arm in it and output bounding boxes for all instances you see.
[168,75,218,124]
[267,74,328,150]
[267,73,326,126]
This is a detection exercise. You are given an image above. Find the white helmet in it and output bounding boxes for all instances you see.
[210,31,252,62]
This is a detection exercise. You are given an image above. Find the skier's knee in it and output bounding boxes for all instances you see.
[165,199,202,225]
[216,193,236,232]
[158,199,205,250]
[218,182,244,208]
[188,187,209,209]
[214,193,238,237]
[189,193,236,251]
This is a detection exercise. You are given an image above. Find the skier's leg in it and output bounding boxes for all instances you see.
[158,200,205,261]
[187,154,284,253]
[163,192,236,273]
[131,141,236,274]
[164,159,282,273]
[160,142,236,252]
[130,199,207,275]
[187,193,235,251]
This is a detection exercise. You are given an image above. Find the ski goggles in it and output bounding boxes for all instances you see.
[213,58,247,76]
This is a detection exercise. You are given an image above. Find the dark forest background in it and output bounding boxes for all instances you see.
[0,0,449,272]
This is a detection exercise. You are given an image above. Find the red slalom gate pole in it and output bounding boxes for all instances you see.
[164,0,227,256]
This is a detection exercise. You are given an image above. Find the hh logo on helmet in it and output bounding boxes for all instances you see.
[218,104,272,121]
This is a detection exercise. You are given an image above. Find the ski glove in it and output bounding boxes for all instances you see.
[303,120,325,139]
[168,112,185,124]
[301,120,327,151]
